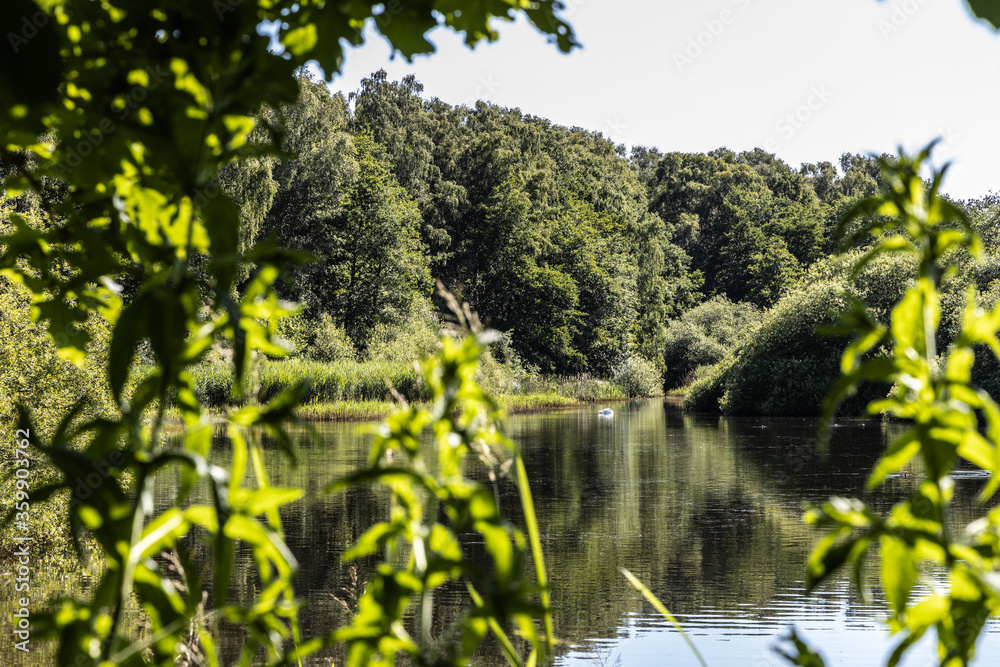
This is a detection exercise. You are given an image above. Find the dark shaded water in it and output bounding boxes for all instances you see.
[221,399,1000,665]
[13,399,1000,665]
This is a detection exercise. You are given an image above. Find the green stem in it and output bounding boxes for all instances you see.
[101,469,149,661]
[514,451,554,657]
[249,435,304,667]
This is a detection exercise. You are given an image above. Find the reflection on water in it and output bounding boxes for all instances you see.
[13,399,1000,665]
[260,399,1000,665]
[506,400,1000,667]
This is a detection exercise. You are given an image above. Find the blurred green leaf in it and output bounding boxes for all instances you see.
[966,0,1000,29]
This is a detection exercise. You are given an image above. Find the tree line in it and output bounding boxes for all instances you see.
[226,69,980,392]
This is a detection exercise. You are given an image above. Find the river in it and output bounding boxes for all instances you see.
[17,398,1000,666]
[230,398,1000,666]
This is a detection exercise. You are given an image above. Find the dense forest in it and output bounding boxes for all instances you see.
[213,70,1000,414]
[4,68,1000,416]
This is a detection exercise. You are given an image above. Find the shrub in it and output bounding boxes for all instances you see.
[308,314,357,362]
[0,274,116,558]
[663,296,762,388]
[189,362,235,406]
[274,309,314,356]
[682,358,732,411]
[681,251,928,415]
[613,354,664,398]
[364,299,439,363]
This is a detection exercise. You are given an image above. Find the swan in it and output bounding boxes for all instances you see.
[598,408,614,418]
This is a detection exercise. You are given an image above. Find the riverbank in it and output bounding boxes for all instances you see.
[292,392,601,422]
[162,358,654,421]
[164,392,626,424]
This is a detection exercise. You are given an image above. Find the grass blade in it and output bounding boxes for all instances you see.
[620,567,707,667]
[514,451,554,656]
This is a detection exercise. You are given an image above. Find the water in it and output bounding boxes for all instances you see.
[16,399,1000,665]
[268,399,999,666]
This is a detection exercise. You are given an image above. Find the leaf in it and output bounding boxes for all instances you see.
[515,451,553,653]
[887,627,926,667]
[241,487,304,516]
[108,294,149,403]
[881,535,917,618]
[818,357,897,456]
[966,0,1000,29]
[344,522,403,562]
[957,431,994,473]
[775,627,827,667]
[869,428,921,488]
[325,468,434,495]
[467,583,522,667]
[849,236,915,279]
[891,282,936,358]
[807,533,872,593]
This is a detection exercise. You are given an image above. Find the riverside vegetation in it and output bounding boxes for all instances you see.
[0,1,577,666]
[4,1,1000,666]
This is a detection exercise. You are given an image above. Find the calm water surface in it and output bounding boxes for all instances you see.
[21,399,1000,666]
[241,398,1000,666]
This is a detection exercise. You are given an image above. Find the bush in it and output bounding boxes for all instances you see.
[364,299,439,363]
[663,296,762,388]
[0,273,116,558]
[477,333,534,396]
[274,310,314,356]
[189,362,235,406]
[685,253,915,415]
[309,314,357,362]
[613,355,664,398]
[682,358,732,411]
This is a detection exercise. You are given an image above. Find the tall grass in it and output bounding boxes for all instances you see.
[513,374,628,402]
[179,357,640,419]
[188,359,425,407]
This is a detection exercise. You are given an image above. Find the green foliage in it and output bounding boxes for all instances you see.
[0,1,575,665]
[339,78,696,373]
[637,147,888,308]
[310,314,358,362]
[663,296,762,388]
[719,280,855,415]
[613,355,664,399]
[328,331,553,666]
[0,271,116,558]
[684,250,920,415]
[364,299,440,363]
[967,0,1000,28]
[790,143,1000,667]
[682,358,733,412]
[237,86,434,347]
[190,359,425,406]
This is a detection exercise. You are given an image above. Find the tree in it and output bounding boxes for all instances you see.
[326,135,431,346]
[0,2,577,666]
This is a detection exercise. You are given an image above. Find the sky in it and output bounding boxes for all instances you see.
[313,0,1000,201]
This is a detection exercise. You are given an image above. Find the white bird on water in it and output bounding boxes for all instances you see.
[598,408,614,418]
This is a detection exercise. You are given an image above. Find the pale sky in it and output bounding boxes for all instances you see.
[313,0,1000,201]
